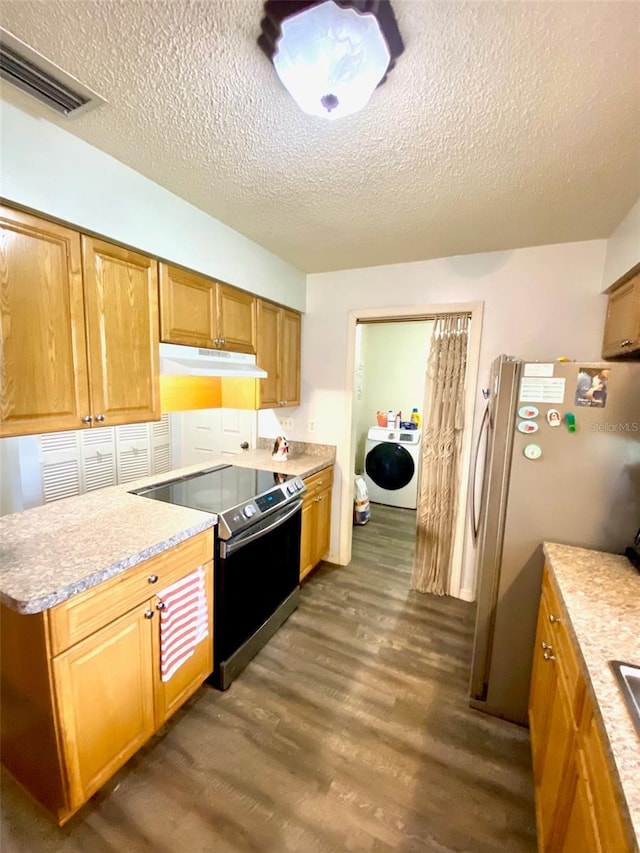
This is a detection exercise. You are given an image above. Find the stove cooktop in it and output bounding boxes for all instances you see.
[131,465,305,538]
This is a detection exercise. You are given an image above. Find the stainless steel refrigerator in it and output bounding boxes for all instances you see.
[469,355,640,725]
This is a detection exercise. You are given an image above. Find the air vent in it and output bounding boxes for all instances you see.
[0,28,106,118]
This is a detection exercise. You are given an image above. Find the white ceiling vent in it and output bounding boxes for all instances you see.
[0,28,106,118]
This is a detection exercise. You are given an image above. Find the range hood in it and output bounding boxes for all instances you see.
[159,343,267,378]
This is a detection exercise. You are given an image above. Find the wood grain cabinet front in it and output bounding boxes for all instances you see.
[528,565,633,852]
[255,299,301,409]
[0,206,160,437]
[0,529,214,825]
[159,263,255,353]
[300,466,333,581]
[602,268,640,359]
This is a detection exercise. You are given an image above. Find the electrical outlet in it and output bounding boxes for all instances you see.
[308,420,316,433]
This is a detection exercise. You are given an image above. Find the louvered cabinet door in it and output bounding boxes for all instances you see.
[115,422,152,483]
[40,432,82,503]
[0,207,90,437]
[82,238,160,427]
[151,413,172,474]
[80,428,117,492]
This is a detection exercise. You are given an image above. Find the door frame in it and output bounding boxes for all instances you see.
[340,301,484,600]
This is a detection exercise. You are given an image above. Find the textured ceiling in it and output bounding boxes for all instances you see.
[1,1,639,273]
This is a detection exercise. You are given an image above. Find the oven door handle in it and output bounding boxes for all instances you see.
[220,499,303,557]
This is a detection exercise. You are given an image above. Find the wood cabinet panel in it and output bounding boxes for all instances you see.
[159,263,255,353]
[300,466,333,581]
[255,300,301,409]
[529,564,634,852]
[154,559,214,725]
[256,299,280,408]
[82,237,160,427]
[1,530,214,825]
[217,283,255,353]
[159,263,216,347]
[0,206,90,436]
[48,529,213,654]
[52,603,156,810]
[280,309,301,407]
[602,270,640,359]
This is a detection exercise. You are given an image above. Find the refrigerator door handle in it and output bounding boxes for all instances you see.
[471,403,491,543]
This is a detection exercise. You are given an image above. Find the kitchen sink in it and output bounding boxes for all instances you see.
[609,660,640,737]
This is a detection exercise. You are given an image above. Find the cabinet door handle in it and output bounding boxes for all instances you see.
[621,339,632,347]
[549,613,561,623]
[95,413,105,423]
[82,415,93,424]
[541,642,553,650]
[148,574,159,584]
[543,650,555,661]
[144,610,154,619]
[156,600,166,611]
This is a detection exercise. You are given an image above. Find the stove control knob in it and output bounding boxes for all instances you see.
[287,484,295,495]
[243,505,256,518]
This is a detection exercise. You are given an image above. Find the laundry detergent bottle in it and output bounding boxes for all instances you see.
[411,408,421,428]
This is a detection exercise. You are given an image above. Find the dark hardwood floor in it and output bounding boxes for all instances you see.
[1,504,537,852]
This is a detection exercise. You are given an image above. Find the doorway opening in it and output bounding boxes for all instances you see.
[340,302,483,600]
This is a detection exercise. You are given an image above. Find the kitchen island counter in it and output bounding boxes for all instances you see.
[543,541,640,846]
[0,443,335,615]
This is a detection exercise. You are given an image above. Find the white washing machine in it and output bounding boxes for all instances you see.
[364,427,421,509]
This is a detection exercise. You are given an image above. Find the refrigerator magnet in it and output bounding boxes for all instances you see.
[517,420,539,434]
[518,405,539,419]
[524,443,542,460]
[546,409,561,427]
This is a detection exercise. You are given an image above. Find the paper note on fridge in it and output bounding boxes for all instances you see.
[523,363,555,378]
[519,377,566,404]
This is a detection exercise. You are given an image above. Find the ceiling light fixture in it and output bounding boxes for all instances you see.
[258,0,404,121]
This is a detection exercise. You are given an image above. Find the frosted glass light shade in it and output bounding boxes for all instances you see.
[273,1,391,120]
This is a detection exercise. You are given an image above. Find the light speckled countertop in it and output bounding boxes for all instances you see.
[0,444,335,616]
[543,542,640,847]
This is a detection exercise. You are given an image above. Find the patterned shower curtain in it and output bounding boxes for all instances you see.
[410,313,470,595]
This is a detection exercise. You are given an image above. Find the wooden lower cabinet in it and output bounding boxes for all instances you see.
[0,530,214,825]
[300,466,333,581]
[52,604,156,810]
[529,565,633,852]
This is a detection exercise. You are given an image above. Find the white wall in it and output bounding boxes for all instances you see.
[0,100,306,310]
[302,240,608,593]
[601,198,640,288]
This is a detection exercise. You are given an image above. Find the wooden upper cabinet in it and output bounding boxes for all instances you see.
[255,299,301,409]
[159,262,255,353]
[256,299,280,408]
[602,269,640,359]
[0,207,90,436]
[280,309,301,407]
[159,264,216,347]
[82,237,160,427]
[217,283,255,353]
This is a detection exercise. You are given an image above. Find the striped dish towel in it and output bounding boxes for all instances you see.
[158,565,208,683]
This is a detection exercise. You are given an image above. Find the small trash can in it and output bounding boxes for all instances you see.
[353,475,370,525]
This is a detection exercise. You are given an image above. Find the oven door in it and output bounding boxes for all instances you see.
[212,498,302,689]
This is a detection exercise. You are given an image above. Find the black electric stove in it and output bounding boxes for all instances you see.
[132,463,306,690]
[132,464,305,539]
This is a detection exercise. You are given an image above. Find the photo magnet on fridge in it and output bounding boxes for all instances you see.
[575,367,609,408]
